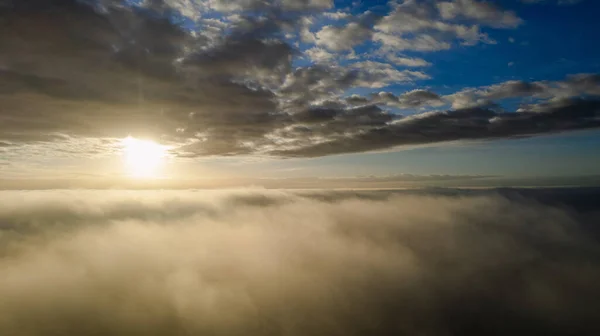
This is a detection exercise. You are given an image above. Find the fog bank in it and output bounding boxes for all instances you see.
[1,189,599,335]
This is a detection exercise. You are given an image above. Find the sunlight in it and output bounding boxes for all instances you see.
[122,136,168,179]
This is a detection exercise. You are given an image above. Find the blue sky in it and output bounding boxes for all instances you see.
[0,0,599,187]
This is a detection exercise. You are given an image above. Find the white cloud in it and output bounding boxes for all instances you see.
[385,55,432,67]
[316,22,373,51]
[299,16,317,43]
[323,11,350,19]
[349,61,430,88]
[305,47,336,63]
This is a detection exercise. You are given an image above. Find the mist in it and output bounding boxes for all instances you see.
[1,189,599,335]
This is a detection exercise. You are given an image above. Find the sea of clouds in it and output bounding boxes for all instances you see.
[1,188,599,335]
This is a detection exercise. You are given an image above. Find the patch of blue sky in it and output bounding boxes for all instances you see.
[427,1,600,90]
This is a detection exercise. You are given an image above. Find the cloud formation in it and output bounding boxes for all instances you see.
[1,189,600,335]
[437,0,522,28]
[521,0,585,5]
[0,0,599,159]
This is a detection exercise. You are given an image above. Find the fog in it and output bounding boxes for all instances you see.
[1,189,599,335]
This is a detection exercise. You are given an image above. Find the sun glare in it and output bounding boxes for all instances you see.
[122,136,168,179]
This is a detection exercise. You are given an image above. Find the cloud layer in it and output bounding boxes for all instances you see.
[0,0,599,158]
[1,189,600,335]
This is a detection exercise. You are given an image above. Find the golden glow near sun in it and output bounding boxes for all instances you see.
[122,136,168,179]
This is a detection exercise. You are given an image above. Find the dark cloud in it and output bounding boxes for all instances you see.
[565,73,600,94]
[274,99,600,157]
[401,89,443,106]
[485,81,548,100]
[521,0,585,5]
[437,0,522,28]
[1,189,600,335]
[293,104,394,128]
[448,74,600,109]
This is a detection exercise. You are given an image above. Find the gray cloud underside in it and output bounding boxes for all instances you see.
[0,0,599,158]
[521,0,585,5]
[1,189,600,335]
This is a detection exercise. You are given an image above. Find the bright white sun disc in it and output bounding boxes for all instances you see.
[122,136,168,178]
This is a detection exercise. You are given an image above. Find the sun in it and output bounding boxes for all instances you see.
[122,136,168,179]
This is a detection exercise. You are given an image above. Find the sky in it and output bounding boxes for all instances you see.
[2,2,600,332]
[0,0,599,188]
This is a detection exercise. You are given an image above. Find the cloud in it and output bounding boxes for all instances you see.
[374,0,499,49]
[304,47,336,63]
[315,12,379,51]
[272,98,600,157]
[316,0,514,54]
[348,61,431,88]
[373,32,453,52]
[447,74,600,109]
[0,0,292,154]
[437,0,523,28]
[398,89,445,106]
[0,0,599,159]
[384,54,432,67]
[359,90,444,109]
[322,11,350,20]
[298,16,317,43]
[521,0,585,5]
[1,189,599,335]
[316,22,373,51]
[199,0,333,12]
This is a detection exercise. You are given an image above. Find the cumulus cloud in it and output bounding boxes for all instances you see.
[1,189,599,335]
[317,0,513,55]
[316,22,373,51]
[315,11,379,51]
[374,0,499,49]
[304,47,335,63]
